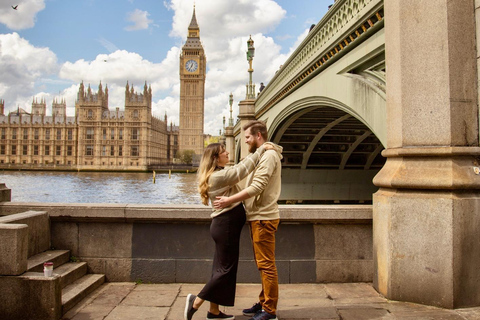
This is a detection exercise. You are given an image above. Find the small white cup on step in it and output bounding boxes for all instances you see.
[43,262,53,277]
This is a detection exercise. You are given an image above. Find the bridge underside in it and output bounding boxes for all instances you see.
[271,106,385,204]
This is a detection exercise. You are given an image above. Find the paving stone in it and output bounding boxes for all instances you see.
[104,305,169,320]
[338,307,393,319]
[134,283,181,291]
[120,287,178,307]
[64,282,480,320]
[89,283,136,306]
[455,308,480,320]
[65,304,116,320]
[278,306,339,319]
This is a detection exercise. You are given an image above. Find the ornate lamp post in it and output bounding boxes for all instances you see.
[229,93,234,126]
[246,36,256,99]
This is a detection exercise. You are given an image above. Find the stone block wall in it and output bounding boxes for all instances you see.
[0,203,373,283]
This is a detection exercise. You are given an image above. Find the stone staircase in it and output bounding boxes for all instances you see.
[26,249,105,315]
[0,211,105,319]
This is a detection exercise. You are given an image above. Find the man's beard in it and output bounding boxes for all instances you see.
[248,143,257,153]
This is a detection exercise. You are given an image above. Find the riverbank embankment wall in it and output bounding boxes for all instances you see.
[0,203,373,283]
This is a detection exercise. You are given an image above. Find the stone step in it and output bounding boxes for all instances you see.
[27,250,70,272]
[62,274,105,314]
[53,262,88,289]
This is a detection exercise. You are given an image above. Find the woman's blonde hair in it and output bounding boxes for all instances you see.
[197,143,225,206]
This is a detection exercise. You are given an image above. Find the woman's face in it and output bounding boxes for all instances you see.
[217,148,229,167]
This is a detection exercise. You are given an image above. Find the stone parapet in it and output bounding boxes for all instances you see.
[0,203,373,284]
[0,224,28,275]
[0,211,50,257]
[0,183,11,202]
[0,272,62,320]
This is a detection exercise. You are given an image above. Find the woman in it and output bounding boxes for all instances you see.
[184,142,275,320]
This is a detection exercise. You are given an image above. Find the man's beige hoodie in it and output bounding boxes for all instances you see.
[243,143,283,221]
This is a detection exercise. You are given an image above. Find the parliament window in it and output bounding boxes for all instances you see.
[131,146,139,157]
[67,146,72,156]
[12,145,16,155]
[0,145,5,155]
[68,129,73,140]
[119,129,123,140]
[119,146,123,156]
[56,146,61,156]
[110,145,114,156]
[56,129,61,140]
[12,129,17,140]
[131,128,139,140]
[85,145,94,156]
[1,128,5,140]
[45,146,50,156]
[86,128,94,140]
[45,129,50,140]
[23,145,28,155]
[23,129,28,140]
[34,129,39,140]
[34,145,39,155]
[111,129,115,140]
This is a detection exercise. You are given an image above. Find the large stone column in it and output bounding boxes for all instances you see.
[373,0,480,308]
[238,99,256,160]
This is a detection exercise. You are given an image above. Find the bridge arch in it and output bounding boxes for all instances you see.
[263,96,385,204]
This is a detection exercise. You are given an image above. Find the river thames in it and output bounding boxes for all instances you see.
[0,171,200,204]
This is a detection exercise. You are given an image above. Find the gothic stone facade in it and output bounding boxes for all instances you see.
[0,82,178,171]
[179,7,206,159]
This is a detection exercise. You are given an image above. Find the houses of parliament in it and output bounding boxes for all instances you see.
[0,7,206,171]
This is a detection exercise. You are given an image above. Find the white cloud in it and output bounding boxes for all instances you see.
[125,9,153,31]
[59,50,163,85]
[0,0,46,30]
[0,0,301,135]
[0,32,58,111]
[167,0,285,39]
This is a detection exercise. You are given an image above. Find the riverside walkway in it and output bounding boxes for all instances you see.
[63,282,480,320]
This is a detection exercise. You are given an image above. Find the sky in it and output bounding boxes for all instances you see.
[0,0,333,135]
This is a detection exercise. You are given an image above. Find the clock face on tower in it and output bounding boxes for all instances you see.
[185,59,198,72]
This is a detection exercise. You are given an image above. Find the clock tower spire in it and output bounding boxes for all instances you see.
[179,5,206,162]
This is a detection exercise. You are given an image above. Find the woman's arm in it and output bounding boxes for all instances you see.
[213,189,250,209]
[213,143,280,209]
[211,144,270,188]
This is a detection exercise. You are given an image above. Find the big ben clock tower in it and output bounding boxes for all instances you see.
[179,6,206,159]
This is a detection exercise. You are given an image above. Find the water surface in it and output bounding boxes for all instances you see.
[0,171,200,204]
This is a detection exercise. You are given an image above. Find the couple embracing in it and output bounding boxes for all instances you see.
[184,120,282,320]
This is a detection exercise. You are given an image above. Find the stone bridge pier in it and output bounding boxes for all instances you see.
[373,0,480,309]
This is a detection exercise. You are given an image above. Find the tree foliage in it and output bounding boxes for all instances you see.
[176,149,195,165]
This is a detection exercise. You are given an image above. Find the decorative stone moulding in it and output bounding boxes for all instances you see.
[258,0,384,116]
[373,147,480,190]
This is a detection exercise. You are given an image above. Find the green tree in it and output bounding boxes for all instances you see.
[204,136,220,147]
[176,149,195,165]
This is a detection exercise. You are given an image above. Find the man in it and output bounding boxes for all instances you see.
[214,120,282,320]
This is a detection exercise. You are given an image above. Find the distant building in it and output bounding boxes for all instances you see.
[0,6,211,171]
[0,82,178,171]
[179,6,206,161]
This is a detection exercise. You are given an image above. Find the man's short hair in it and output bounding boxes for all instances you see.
[243,120,268,141]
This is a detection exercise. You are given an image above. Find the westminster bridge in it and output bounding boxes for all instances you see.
[224,0,480,310]
[230,0,386,204]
